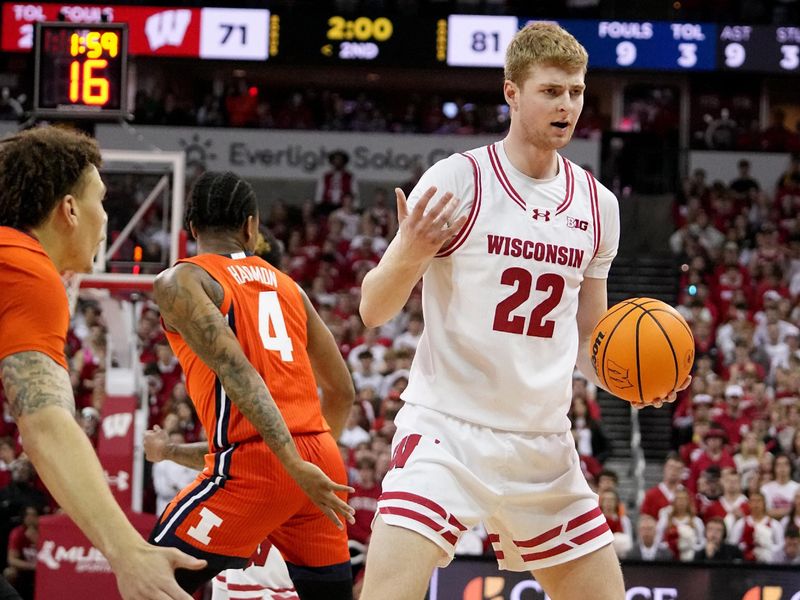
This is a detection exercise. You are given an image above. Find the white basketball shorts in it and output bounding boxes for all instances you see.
[211,543,298,600]
[376,403,613,572]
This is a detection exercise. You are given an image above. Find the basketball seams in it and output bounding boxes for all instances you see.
[595,297,690,404]
[634,312,645,404]
[646,308,693,338]
[598,303,644,392]
[640,311,680,397]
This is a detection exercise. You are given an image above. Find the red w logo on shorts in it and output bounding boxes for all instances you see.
[389,434,422,470]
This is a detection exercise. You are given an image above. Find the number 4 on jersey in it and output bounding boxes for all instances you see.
[258,291,294,361]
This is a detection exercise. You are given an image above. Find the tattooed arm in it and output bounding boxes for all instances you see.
[0,352,206,599]
[154,263,354,527]
[299,286,354,440]
[144,425,206,470]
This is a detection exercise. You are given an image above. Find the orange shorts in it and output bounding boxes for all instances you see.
[151,431,350,566]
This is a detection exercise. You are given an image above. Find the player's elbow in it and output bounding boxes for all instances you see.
[334,377,356,410]
[359,301,386,329]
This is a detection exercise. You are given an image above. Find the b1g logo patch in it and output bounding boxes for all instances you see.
[566,216,589,230]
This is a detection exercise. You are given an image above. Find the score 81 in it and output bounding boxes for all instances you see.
[471,30,500,53]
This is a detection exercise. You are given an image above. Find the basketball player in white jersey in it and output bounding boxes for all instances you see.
[358,22,689,600]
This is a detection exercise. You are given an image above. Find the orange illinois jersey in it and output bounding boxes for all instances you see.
[0,226,69,370]
[164,252,328,449]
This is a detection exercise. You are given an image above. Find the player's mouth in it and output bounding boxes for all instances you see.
[551,121,569,129]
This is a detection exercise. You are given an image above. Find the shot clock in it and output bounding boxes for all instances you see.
[33,22,128,119]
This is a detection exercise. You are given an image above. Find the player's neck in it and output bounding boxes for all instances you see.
[502,135,559,180]
[29,223,68,273]
[197,235,249,256]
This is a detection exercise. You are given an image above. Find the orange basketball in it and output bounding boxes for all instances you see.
[590,298,694,405]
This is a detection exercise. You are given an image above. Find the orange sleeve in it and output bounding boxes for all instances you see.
[0,250,69,370]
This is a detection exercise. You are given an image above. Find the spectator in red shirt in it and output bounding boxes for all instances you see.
[714,384,754,446]
[0,436,17,489]
[703,467,750,534]
[348,457,381,546]
[641,453,685,520]
[688,428,736,493]
[152,339,182,408]
[3,505,38,599]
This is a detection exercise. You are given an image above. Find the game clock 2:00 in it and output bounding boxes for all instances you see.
[33,22,128,118]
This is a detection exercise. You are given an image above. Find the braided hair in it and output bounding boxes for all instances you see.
[0,126,102,229]
[185,171,257,236]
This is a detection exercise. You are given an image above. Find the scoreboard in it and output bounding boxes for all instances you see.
[445,16,717,70]
[718,24,800,73]
[442,15,800,74]
[278,14,440,66]
[3,3,800,74]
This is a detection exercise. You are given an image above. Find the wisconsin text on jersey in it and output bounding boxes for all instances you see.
[227,264,278,287]
[486,234,585,269]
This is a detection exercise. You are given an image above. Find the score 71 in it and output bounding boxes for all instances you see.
[200,7,269,60]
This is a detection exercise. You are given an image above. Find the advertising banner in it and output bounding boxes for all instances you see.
[96,395,137,510]
[35,512,156,600]
[94,125,601,183]
[430,558,800,600]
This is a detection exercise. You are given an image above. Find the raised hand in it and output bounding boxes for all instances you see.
[394,186,468,263]
[633,375,693,410]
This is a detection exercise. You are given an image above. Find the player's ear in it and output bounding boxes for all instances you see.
[503,80,518,111]
[243,214,258,246]
[58,194,80,227]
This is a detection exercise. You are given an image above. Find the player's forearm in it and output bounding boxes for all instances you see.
[219,365,304,472]
[575,340,610,394]
[165,441,208,470]
[320,382,354,440]
[17,407,147,566]
[1,352,145,564]
[360,253,428,328]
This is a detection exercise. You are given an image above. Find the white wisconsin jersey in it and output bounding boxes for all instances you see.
[403,141,619,432]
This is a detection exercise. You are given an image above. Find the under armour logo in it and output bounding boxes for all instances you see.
[530,208,551,222]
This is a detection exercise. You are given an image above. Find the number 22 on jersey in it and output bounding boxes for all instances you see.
[258,291,294,361]
[492,269,565,339]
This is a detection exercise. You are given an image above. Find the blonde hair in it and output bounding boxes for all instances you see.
[504,22,588,84]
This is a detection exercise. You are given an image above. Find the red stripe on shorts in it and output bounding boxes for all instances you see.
[521,543,573,562]
[378,507,454,547]
[569,522,610,546]
[380,491,447,520]
[566,506,603,532]
[514,524,562,548]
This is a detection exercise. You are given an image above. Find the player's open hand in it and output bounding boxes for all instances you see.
[291,460,355,529]
[113,541,206,600]
[143,425,170,463]
[395,186,468,262]
[633,375,692,410]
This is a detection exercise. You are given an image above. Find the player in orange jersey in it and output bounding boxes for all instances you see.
[0,126,205,600]
[150,171,355,598]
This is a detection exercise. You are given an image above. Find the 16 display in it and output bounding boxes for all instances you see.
[34,21,127,118]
